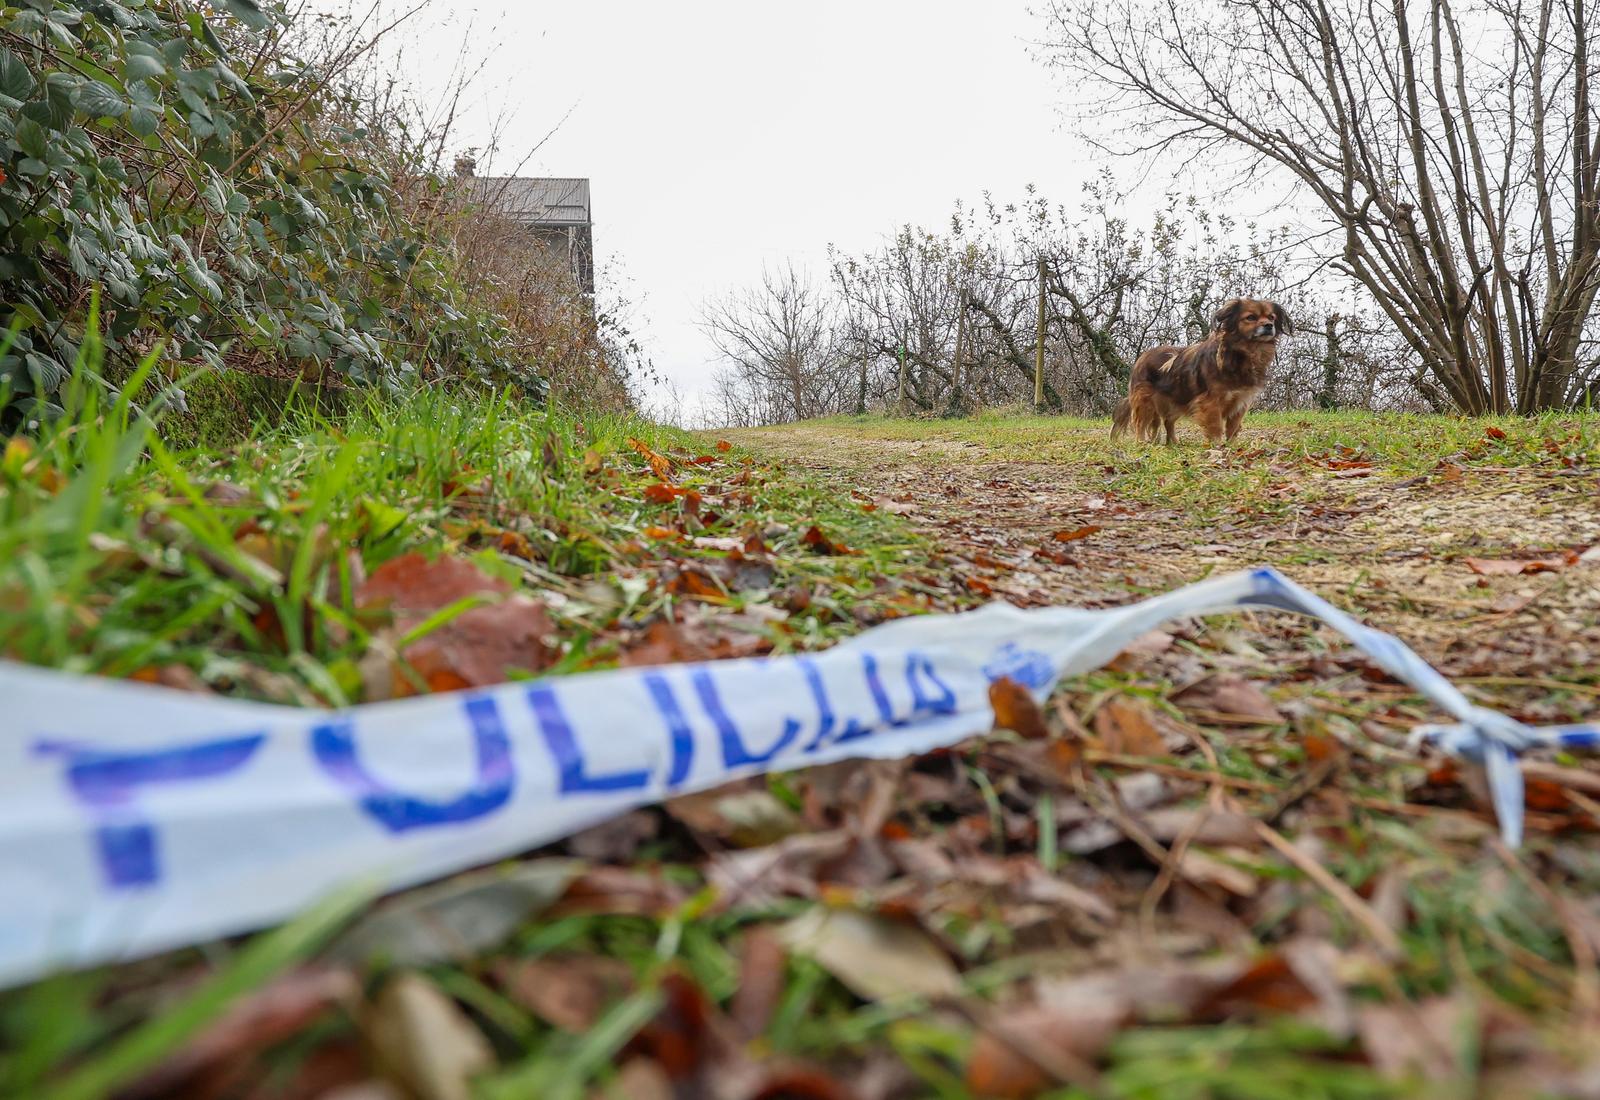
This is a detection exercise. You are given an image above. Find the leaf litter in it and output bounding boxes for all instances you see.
[7,409,1600,1098]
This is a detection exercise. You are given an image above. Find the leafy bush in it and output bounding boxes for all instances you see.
[0,0,565,424]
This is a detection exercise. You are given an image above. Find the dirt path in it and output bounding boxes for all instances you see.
[723,418,1600,686]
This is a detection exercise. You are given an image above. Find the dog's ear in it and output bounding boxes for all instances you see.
[1212,299,1242,333]
[1269,302,1294,336]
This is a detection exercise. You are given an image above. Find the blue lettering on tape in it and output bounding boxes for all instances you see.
[907,653,959,717]
[981,643,1054,690]
[693,668,801,767]
[528,685,652,794]
[642,672,695,788]
[35,732,266,888]
[313,696,514,831]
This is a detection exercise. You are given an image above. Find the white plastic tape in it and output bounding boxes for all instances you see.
[1,567,1593,988]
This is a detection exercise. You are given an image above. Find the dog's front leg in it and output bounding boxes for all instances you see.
[1224,407,1246,442]
[1194,404,1226,445]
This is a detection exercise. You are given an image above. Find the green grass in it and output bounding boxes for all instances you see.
[0,361,936,705]
[755,408,1600,520]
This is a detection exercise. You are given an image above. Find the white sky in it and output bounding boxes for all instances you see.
[340,1,1116,420]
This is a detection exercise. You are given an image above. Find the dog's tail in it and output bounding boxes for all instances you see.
[1110,396,1132,439]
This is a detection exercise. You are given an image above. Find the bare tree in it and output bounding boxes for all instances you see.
[1039,0,1600,412]
[701,263,851,425]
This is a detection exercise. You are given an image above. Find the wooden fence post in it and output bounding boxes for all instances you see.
[857,344,869,415]
[951,286,966,413]
[896,342,908,415]
[1034,255,1047,411]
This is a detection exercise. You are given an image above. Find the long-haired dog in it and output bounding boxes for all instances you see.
[1111,299,1292,445]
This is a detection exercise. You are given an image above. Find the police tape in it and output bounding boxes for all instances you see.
[2,566,1594,988]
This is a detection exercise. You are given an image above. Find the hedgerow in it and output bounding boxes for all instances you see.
[0,0,564,425]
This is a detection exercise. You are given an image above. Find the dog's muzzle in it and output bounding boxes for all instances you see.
[1254,323,1277,340]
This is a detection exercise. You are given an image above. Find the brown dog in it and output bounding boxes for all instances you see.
[1111,299,1291,445]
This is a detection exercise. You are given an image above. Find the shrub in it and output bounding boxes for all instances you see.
[0,0,605,426]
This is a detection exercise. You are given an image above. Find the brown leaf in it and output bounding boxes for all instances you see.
[1172,676,1283,725]
[1051,525,1101,543]
[707,831,855,908]
[582,448,604,475]
[628,436,676,481]
[625,972,713,1080]
[1196,953,1318,1019]
[715,439,733,452]
[1485,425,1508,440]
[1113,630,1175,668]
[802,525,849,555]
[362,974,494,1100]
[644,482,681,504]
[989,677,1051,740]
[778,907,961,1002]
[667,786,803,847]
[966,995,1126,1099]
[732,926,788,1040]
[356,554,556,695]
[129,664,210,693]
[747,1069,859,1100]
[497,954,632,1033]
[556,866,687,918]
[1463,552,1578,575]
[1357,995,1475,1080]
[1092,697,1167,757]
[603,1060,675,1100]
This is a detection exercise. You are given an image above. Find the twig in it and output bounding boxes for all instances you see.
[1247,816,1404,959]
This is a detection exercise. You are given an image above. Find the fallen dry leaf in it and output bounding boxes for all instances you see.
[732,925,788,1040]
[966,989,1126,1098]
[628,436,676,481]
[1356,994,1475,1081]
[1172,675,1283,725]
[1051,525,1101,543]
[667,787,803,848]
[497,954,633,1032]
[989,677,1051,740]
[605,1060,675,1100]
[1463,551,1579,575]
[332,860,579,966]
[555,866,687,918]
[625,971,714,1080]
[802,525,850,555]
[355,553,556,696]
[1093,697,1168,756]
[362,973,493,1100]
[778,906,961,1002]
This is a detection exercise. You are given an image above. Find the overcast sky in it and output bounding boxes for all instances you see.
[337,1,1116,421]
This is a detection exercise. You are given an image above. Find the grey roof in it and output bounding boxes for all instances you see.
[468,177,591,227]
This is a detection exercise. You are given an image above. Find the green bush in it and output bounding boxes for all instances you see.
[0,0,548,427]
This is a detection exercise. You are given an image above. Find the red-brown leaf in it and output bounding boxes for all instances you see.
[629,436,676,481]
[989,677,1051,740]
[1092,697,1167,757]
[1463,551,1578,575]
[1052,525,1101,543]
[356,553,555,696]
